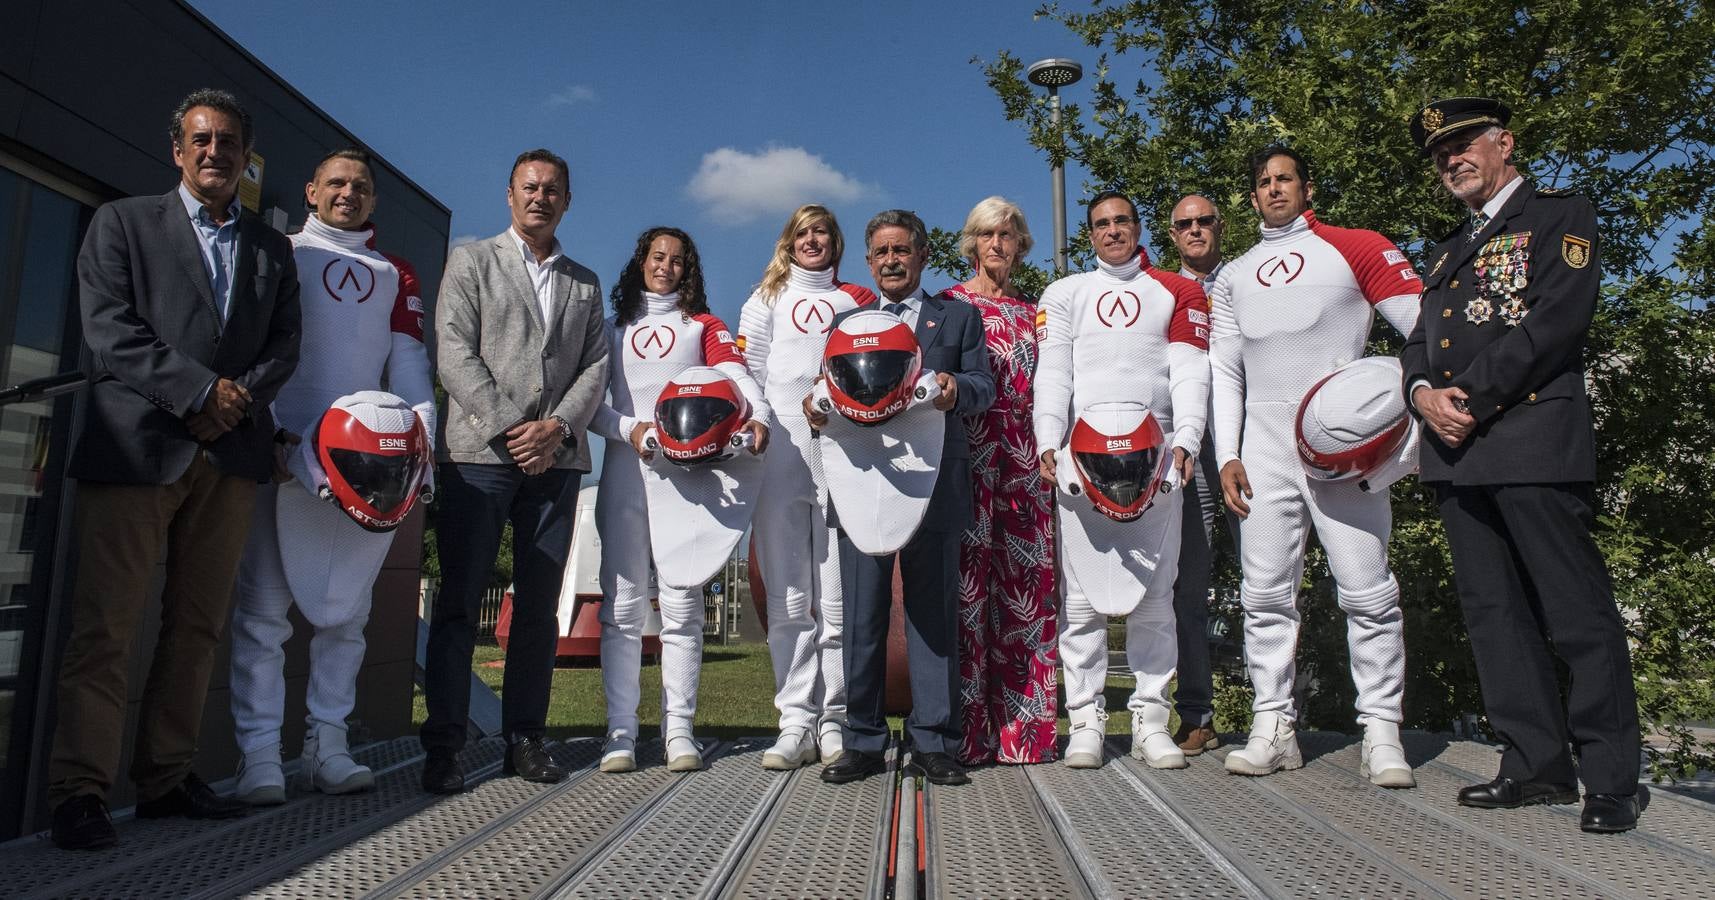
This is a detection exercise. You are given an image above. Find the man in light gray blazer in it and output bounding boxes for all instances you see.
[420,149,608,793]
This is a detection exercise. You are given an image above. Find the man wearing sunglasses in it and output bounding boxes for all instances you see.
[1165,195,1238,759]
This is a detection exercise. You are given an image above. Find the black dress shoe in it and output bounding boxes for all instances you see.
[821,750,887,784]
[51,794,118,850]
[907,751,971,786]
[421,752,465,795]
[135,772,247,820]
[1581,787,1649,833]
[1456,776,1580,809]
[503,736,566,783]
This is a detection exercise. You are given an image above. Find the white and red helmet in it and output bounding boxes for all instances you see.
[1296,356,1417,491]
[822,309,922,427]
[653,366,750,466]
[1068,402,1172,522]
[314,391,432,532]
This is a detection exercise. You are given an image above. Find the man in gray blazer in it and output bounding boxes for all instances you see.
[420,149,609,793]
[48,89,301,850]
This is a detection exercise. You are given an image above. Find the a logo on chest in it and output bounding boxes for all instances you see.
[1255,252,1306,287]
[322,259,377,303]
[790,297,836,334]
[629,324,679,359]
[1094,291,1142,328]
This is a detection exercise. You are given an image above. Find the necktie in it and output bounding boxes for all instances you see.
[885,301,907,317]
[1467,212,1490,243]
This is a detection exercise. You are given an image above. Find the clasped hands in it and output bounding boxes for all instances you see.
[186,377,250,442]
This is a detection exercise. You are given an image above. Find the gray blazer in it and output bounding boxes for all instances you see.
[69,189,301,484]
[435,231,609,471]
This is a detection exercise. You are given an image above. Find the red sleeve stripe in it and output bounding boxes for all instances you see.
[381,253,425,342]
[836,282,877,306]
[1310,219,1424,306]
[1146,268,1211,350]
[694,313,745,366]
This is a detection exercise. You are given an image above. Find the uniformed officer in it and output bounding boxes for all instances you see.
[1402,97,1645,833]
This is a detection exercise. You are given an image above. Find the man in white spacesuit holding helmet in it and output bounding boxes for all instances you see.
[1034,190,1211,770]
[227,149,436,803]
[1210,145,1421,786]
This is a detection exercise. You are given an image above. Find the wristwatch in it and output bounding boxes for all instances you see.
[549,415,572,440]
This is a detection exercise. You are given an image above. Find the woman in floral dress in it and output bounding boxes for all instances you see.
[940,197,1058,765]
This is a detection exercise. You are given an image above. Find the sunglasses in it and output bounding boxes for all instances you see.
[1172,214,1219,231]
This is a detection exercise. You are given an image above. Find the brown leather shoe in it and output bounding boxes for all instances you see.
[1173,721,1221,756]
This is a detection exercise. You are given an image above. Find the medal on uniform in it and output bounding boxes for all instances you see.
[1499,297,1528,326]
[1465,298,1493,324]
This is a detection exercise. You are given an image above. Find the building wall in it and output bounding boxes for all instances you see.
[0,0,450,836]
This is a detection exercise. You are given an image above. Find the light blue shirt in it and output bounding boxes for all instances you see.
[177,184,239,412]
[881,288,925,331]
[177,182,239,322]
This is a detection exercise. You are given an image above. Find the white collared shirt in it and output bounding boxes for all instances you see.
[1479,174,1525,220]
[509,227,563,325]
[881,288,925,331]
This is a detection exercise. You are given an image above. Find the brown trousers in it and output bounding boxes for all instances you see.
[47,451,257,806]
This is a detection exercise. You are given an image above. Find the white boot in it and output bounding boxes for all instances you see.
[761,726,817,770]
[298,723,374,794]
[600,733,637,773]
[1224,711,1303,776]
[1361,721,1416,788]
[1130,705,1188,770]
[236,745,286,806]
[1064,702,1109,769]
[818,720,845,765]
[665,727,703,773]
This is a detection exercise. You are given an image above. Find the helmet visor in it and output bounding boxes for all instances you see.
[657,396,740,444]
[1074,447,1162,508]
[325,448,418,513]
[827,350,916,407]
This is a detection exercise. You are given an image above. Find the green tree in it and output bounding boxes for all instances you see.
[975,0,1715,779]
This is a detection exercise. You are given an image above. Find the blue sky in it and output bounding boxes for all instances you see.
[189,0,1096,326]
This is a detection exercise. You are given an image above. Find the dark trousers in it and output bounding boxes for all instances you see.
[48,452,258,806]
[1171,437,1240,725]
[1436,482,1640,795]
[841,459,969,755]
[421,463,577,753]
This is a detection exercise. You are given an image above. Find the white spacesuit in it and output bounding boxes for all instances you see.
[736,265,873,767]
[1033,247,1210,769]
[1208,210,1421,784]
[229,214,435,803]
[592,294,766,773]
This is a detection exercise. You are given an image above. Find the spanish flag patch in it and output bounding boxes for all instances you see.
[735,335,748,352]
[1035,308,1047,329]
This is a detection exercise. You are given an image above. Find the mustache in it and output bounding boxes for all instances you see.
[878,263,909,277]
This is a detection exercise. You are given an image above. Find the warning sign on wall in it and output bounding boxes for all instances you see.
[239,151,264,212]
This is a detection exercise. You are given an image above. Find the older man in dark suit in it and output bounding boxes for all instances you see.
[47,88,301,850]
[1403,97,1643,833]
[810,209,995,786]
[419,149,609,794]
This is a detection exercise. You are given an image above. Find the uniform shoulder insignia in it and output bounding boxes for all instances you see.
[1537,186,1583,199]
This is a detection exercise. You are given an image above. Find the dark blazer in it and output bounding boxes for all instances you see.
[833,289,995,525]
[1402,181,1599,484]
[69,189,301,484]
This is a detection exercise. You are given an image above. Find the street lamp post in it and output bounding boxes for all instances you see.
[1027,57,1083,277]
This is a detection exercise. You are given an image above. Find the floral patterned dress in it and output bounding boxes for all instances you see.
[941,284,1059,765]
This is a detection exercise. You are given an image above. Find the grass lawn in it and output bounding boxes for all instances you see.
[412,640,1177,740]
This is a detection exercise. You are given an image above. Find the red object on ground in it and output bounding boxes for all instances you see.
[496,589,659,661]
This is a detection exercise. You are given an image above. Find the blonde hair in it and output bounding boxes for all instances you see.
[958,196,1034,269]
[758,204,846,301]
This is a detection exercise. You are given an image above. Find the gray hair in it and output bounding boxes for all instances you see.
[170,88,253,150]
[957,196,1034,266]
[865,209,928,253]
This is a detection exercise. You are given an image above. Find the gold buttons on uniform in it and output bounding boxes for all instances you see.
[1439,338,1451,348]
[1442,308,1452,318]
[1528,392,1537,402]
[1442,370,1453,379]
[1451,279,1460,288]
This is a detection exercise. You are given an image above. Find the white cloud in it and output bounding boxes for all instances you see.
[686,146,871,224]
[546,84,597,107]
[449,234,483,249]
